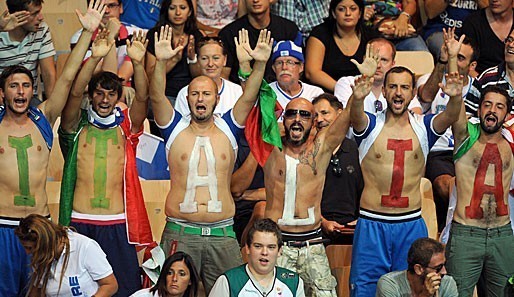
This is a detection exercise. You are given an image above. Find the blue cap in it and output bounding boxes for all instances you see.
[271,40,304,63]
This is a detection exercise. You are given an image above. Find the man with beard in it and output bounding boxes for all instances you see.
[259,80,367,295]
[150,27,272,295]
[0,1,105,295]
[376,237,458,296]
[58,30,153,296]
[349,65,464,297]
[210,218,305,297]
[446,85,514,296]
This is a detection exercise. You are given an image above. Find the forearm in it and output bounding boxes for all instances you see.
[102,46,118,73]
[240,60,266,104]
[129,61,149,130]
[150,59,167,104]
[305,69,336,91]
[231,155,259,197]
[402,0,417,16]
[424,0,448,19]
[350,96,367,132]
[420,63,446,103]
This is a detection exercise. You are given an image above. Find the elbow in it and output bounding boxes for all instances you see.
[304,68,314,81]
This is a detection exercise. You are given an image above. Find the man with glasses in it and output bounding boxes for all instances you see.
[257,79,363,294]
[312,93,363,245]
[70,0,134,87]
[376,237,458,296]
[349,55,463,295]
[270,40,323,120]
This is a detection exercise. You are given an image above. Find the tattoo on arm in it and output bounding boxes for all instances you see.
[298,140,321,175]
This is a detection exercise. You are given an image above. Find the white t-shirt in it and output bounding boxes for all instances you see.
[175,78,243,117]
[269,81,324,121]
[334,75,422,113]
[209,265,305,297]
[42,231,113,297]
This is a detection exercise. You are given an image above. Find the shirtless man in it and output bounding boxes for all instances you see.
[349,64,464,295]
[58,30,152,296]
[0,1,105,295]
[261,90,360,295]
[149,26,272,294]
[447,85,514,296]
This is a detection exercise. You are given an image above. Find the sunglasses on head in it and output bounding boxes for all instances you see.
[283,109,312,119]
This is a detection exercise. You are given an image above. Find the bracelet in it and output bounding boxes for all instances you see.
[438,57,448,65]
[400,11,411,20]
[187,54,197,64]
[238,68,251,82]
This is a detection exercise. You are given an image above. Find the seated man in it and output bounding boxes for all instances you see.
[210,218,305,297]
[376,237,458,297]
[313,93,363,245]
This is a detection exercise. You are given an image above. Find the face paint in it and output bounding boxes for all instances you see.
[86,128,119,209]
[9,135,35,207]
[278,155,316,226]
[466,142,509,219]
[381,139,413,208]
[180,136,222,213]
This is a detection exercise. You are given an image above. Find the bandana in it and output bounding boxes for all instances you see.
[87,105,125,129]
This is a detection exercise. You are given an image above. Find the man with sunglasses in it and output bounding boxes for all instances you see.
[258,77,364,295]
[312,93,363,245]
[349,51,464,295]
[376,237,458,296]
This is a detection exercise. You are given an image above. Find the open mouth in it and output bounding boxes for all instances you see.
[14,98,27,107]
[259,258,269,265]
[507,48,514,55]
[196,105,207,113]
[485,114,498,125]
[290,124,304,138]
[392,99,403,109]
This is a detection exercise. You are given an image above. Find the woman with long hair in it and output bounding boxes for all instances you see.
[131,251,199,297]
[305,0,378,92]
[15,214,118,297]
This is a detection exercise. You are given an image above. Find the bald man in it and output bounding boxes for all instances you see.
[258,83,362,295]
[148,26,272,294]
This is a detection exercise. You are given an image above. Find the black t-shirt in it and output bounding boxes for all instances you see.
[218,14,300,84]
[321,138,364,225]
[146,26,204,98]
[462,9,514,74]
[308,22,378,85]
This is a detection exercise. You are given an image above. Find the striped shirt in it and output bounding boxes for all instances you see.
[0,22,55,95]
[466,62,514,116]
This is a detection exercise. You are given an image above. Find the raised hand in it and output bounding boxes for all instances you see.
[76,0,105,33]
[0,10,29,32]
[91,28,115,58]
[351,75,374,101]
[235,29,253,64]
[443,27,465,59]
[154,25,184,61]
[126,30,148,64]
[439,72,463,97]
[424,272,442,296]
[106,18,121,41]
[351,43,379,77]
[248,29,273,63]
[186,34,196,60]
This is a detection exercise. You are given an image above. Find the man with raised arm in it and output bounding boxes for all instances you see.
[58,30,152,296]
[447,86,514,295]
[0,1,105,295]
[348,48,464,296]
[259,71,365,295]
[149,26,273,294]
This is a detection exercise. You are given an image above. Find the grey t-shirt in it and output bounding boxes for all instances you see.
[376,270,458,297]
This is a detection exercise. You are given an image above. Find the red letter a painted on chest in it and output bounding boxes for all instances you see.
[466,142,509,219]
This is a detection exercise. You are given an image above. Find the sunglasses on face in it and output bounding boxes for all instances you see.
[283,109,312,120]
[426,262,446,273]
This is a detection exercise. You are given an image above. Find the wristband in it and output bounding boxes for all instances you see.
[238,68,251,82]
[400,11,411,20]
[187,54,197,64]
[437,57,448,65]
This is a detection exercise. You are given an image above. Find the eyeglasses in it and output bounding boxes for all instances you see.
[283,109,312,120]
[505,37,514,45]
[105,3,120,9]
[330,155,342,177]
[426,262,446,273]
[374,100,383,113]
[273,60,302,67]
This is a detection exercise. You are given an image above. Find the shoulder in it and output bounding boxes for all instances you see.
[130,288,158,297]
[219,16,248,36]
[270,14,298,29]
[310,22,330,38]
